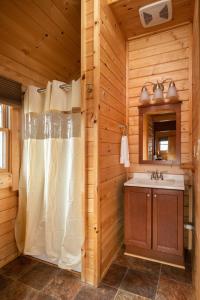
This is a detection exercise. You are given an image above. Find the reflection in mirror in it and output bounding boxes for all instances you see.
[143,112,176,162]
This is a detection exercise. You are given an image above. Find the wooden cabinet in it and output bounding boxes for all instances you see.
[125,187,152,249]
[124,187,184,267]
[152,189,183,256]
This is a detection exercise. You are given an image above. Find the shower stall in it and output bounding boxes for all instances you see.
[15,79,83,273]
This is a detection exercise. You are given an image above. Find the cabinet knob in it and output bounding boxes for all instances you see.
[147,193,150,197]
[154,194,157,198]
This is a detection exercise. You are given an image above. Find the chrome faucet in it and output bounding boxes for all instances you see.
[151,170,164,180]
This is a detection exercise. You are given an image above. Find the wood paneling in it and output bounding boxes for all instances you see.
[0,106,21,267]
[109,0,194,39]
[11,107,21,191]
[0,188,18,267]
[81,0,100,285]
[82,0,126,285]
[0,0,80,87]
[192,0,200,298]
[127,24,192,174]
[99,0,126,280]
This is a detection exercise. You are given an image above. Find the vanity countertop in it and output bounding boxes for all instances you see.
[124,172,185,190]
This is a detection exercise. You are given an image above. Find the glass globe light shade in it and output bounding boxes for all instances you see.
[140,86,150,102]
[167,81,178,99]
[153,82,164,100]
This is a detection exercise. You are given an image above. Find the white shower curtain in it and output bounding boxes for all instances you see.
[15,79,83,272]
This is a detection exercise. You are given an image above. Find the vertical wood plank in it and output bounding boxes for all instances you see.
[11,107,21,191]
[99,0,127,279]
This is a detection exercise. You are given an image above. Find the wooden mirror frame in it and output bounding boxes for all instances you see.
[139,102,181,165]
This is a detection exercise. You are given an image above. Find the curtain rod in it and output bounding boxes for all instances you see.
[37,83,72,93]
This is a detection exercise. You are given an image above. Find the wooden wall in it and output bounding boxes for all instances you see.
[81,0,99,285]
[99,0,126,279]
[82,0,126,285]
[0,189,18,267]
[127,24,192,174]
[192,0,200,298]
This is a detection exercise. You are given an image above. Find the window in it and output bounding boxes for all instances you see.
[159,139,168,151]
[0,104,10,172]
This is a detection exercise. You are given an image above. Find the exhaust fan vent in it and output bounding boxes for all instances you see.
[139,0,172,28]
[143,12,153,25]
[160,4,169,19]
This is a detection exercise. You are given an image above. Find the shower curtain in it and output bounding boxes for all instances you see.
[15,79,83,272]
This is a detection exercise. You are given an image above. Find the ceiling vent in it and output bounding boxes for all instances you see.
[139,0,172,28]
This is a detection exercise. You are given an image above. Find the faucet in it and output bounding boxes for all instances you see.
[151,170,164,180]
[151,171,156,180]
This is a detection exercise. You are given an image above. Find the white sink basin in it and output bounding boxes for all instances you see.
[124,173,185,190]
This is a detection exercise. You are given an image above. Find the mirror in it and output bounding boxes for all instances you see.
[139,103,181,165]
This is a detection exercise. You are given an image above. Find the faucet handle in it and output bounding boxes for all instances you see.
[159,171,164,180]
[159,171,168,180]
[151,171,156,180]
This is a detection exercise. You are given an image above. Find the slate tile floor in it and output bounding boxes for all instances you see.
[0,252,194,300]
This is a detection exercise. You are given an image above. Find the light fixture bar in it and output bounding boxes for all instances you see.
[140,78,178,104]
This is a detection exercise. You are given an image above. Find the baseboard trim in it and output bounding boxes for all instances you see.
[124,252,185,269]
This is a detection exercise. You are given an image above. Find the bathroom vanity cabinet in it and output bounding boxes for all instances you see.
[124,186,184,267]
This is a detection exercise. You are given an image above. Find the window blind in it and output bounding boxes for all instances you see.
[0,76,22,106]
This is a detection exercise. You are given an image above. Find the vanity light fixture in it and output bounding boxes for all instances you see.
[140,79,178,103]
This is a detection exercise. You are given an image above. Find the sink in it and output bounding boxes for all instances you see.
[124,172,185,190]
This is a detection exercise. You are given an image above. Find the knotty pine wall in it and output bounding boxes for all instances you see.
[0,1,81,87]
[99,0,126,279]
[81,0,99,285]
[192,0,200,298]
[127,24,193,249]
[0,189,18,267]
[82,0,126,285]
[127,24,192,174]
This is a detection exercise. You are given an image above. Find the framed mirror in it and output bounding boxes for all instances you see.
[139,102,181,165]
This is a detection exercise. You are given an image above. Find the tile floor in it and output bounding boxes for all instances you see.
[0,252,194,300]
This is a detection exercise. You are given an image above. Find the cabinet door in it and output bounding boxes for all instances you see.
[152,189,183,256]
[125,187,152,249]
